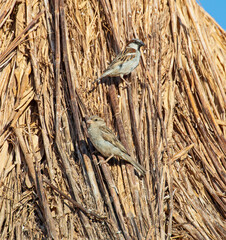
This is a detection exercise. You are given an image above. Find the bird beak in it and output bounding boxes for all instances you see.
[87,119,92,124]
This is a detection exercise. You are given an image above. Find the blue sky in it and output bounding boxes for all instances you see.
[198,0,226,29]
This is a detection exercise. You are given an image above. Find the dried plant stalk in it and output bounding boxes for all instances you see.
[0,0,225,239]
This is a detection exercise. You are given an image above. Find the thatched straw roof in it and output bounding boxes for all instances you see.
[0,0,225,239]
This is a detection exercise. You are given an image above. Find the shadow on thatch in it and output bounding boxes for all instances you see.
[0,0,225,239]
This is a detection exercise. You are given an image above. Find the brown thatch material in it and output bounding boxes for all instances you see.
[0,0,225,239]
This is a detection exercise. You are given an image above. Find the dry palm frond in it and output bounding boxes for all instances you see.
[0,0,225,239]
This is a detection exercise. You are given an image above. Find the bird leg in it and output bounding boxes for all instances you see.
[97,154,114,165]
[120,75,131,85]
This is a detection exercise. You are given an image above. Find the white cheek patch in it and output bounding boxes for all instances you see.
[127,42,139,50]
[126,52,136,56]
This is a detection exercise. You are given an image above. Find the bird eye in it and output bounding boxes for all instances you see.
[95,118,98,121]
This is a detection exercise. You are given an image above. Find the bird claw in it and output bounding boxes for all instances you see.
[121,77,131,85]
[97,154,114,165]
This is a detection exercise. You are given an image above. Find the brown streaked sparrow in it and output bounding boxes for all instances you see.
[93,39,144,85]
[87,115,146,176]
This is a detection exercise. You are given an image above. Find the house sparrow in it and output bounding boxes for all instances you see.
[87,115,146,176]
[93,39,144,85]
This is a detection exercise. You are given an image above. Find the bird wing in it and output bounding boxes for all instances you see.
[99,126,128,154]
[104,48,137,72]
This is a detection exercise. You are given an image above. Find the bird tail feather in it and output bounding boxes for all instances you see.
[122,154,146,176]
[92,77,101,85]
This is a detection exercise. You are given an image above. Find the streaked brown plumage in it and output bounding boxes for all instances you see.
[87,115,146,176]
[92,39,145,85]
